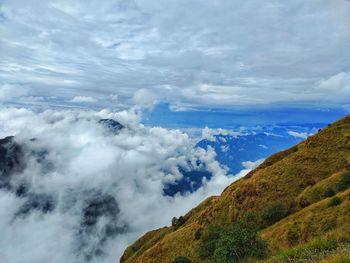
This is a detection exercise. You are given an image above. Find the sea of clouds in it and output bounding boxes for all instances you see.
[0,107,260,263]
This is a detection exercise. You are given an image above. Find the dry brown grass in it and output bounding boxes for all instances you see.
[121,115,350,263]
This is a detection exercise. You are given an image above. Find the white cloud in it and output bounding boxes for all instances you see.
[287,131,309,139]
[70,96,98,103]
[220,145,229,153]
[132,88,157,107]
[317,72,350,102]
[1,1,350,108]
[201,127,242,142]
[234,159,264,179]
[319,72,350,91]
[242,159,264,170]
[168,103,195,112]
[0,107,242,262]
[201,127,217,142]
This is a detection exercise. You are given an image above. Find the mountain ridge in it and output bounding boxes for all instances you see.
[121,114,350,263]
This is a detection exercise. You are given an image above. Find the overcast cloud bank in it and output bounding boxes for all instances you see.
[1,0,350,109]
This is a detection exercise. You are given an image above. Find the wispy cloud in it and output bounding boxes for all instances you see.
[288,130,309,139]
[70,96,98,103]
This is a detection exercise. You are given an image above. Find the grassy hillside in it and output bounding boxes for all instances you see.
[121,115,350,263]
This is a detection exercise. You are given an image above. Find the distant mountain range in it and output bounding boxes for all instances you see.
[197,124,321,174]
[164,124,322,196]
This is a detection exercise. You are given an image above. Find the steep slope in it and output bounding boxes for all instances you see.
[121,115,350,263]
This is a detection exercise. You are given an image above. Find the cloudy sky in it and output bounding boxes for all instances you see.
[1,2,350,261]
[1,0,350,111]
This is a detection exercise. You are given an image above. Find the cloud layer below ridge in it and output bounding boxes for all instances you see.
[0,107,244,262]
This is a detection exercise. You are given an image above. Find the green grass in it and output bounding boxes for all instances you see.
[268,238,338,262]
[331,255,350,263]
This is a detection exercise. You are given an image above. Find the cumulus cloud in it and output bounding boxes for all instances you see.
[0,107,244,262]
[1,0,350,108]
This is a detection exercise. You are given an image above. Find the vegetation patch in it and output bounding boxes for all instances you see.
[261,202,287,226]
[269,238,338,262]
[328,197,342,207]
[287,223,300,245]
[199,222,267,263]
[194,228,202,240]
[336,172,350,192]
[172,256,192,263]
[172,216,186,229]
[324,188,336,198]
[323,254,350,263]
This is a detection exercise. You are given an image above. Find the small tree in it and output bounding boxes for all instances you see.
[194,228,202,240]
[171,217,178,227]
[172,216,185,229]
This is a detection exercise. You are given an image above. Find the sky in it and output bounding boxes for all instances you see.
[1,0,350,113]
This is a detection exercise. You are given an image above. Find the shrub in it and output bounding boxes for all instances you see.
[324,188,336,198]
[287,224,300,245]
[336,172,350,192]
[298,196,310,208]
[328,197,342,207]
[261,202,287,226]
[194,228,202,240]
[172,256,192,263]
[198,226,221,259]
[172,216,185,229]
[199,223,267,263]
[239,211,262,229]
